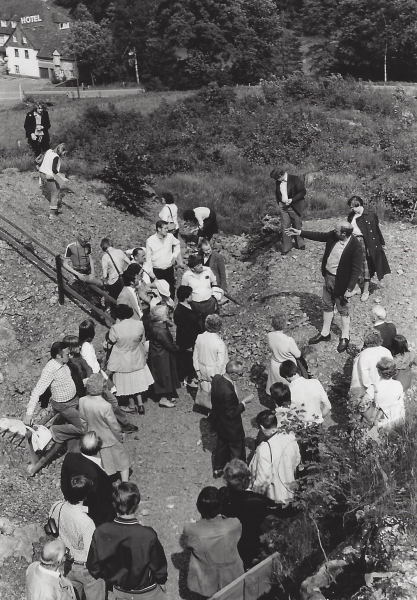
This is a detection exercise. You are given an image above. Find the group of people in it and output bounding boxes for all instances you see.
[21,155,415,600]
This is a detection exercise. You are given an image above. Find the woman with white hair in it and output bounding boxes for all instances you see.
[193,314,228,407]
[350,329,392,400]
[266,312,301,395]
[79,374,131,481]
[148,305,180,408]
[38,143,69,220]
[360,358,405,429]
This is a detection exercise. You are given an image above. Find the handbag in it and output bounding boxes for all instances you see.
[44,501,65,537]
[166,206,176,232]
[106,250,125,287]
[194,380,212,410]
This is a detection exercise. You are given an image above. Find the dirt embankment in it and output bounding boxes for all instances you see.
[0,170,416,600]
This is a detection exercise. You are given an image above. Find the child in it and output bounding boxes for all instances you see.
[371,306,397,351]
[301,345,319,378]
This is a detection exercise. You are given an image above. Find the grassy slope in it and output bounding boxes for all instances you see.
[1,82,417,235]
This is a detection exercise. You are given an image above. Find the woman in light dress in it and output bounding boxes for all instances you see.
[360,358,405,430]
[350,329,392,400]
[193,314,228,408]
[266,313,301,395]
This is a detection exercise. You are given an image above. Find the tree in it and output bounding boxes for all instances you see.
[306,0,417,81]
[146,0,301,88]
[64,5,120,84]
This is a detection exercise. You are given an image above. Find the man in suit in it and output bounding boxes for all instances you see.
[286,221,362,353]
[199,238,227,291]
[271,168,306,256]
[211,360,253,478]
[61,432,115,526]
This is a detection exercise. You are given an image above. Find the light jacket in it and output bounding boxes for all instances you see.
[250,432,300,504]
[26,562,76,600]
[107,319,147,373]
[193,332,228,383]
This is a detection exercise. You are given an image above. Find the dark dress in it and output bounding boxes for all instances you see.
[148,322,180,398]
[173,303,201,382]
[24,109,51,155]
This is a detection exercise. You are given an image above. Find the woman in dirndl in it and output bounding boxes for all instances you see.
[347,196,391,302]
[107,304,154,415]
[266,313,301,395]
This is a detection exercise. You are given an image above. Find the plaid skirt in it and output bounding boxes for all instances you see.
[356,235,370,281]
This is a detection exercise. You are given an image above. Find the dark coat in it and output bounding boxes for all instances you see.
[200,250,227,290]
[275,174,307,216]
[148,322,180,395]
[347,208,391,280]
[24,109,51,142]
[301,230,363,296]
[173,303,201,350]
[60,452,115,526]
[211,375,245,442]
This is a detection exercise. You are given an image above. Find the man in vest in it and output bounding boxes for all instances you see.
[38,143,69,220]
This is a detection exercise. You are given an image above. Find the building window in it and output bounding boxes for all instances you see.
[23,36,27,44]
[59,22,70,29]
[15,65,20,73]
[11,21,16,27]
[14,48,19,57]
[25,49,29,59]
[13,35,17,42]
[0,20,7,27]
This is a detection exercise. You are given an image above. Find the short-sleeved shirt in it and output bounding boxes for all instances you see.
[65,242,91,273]
[181,267,216,302]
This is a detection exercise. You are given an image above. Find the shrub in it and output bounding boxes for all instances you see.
[100,150,154,215]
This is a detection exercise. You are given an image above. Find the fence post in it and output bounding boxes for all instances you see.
[55,254,65,305]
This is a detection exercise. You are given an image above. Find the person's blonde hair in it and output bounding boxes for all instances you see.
[86,373,105,396]
[150,305,167,323]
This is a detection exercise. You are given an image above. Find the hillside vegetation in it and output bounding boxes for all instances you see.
[3,76,417,234]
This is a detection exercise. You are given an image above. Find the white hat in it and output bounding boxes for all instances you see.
[212,286,224,302]
[154,279,170,297]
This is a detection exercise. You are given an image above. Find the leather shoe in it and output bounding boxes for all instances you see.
[309,333,331,345]
[138,405,145,415]
[213,470,224,479]
[159,399,175,408]
[337,338,349,353]
[298,246,306,250]
[122,423,139,434]
[281,250,291,257]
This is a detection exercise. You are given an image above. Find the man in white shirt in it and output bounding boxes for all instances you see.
[100,238,130,300]
[286,221,362,353]
[146,220,183,299]
[280,360,331,425]
[181,254,218,329]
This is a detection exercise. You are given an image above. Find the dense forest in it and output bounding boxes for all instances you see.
[58,0,417,87]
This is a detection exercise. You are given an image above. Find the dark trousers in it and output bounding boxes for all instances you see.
[214,436,246,471]
[279,204,304,253]
[106,278,124,300]
[177,348,196,382]
[50,397,85,444]
[154,266,176,300]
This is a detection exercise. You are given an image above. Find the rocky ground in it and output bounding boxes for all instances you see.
[0,169,416,599]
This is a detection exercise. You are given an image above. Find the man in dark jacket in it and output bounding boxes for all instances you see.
[87,482,168,599]
[271,168,306,256]
[211,360,253,478]
[60,432,115,526]
[286,221,362,353]
[24,102,51,156]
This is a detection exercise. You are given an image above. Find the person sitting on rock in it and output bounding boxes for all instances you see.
[63,229,102,286]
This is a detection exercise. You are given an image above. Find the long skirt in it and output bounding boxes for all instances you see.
[100,442,131,476]
[198,209,218,240]
[113,366,154,396]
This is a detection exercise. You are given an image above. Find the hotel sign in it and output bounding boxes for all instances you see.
[21,15,42,24]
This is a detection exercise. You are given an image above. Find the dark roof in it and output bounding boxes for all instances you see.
[0,1,71,25]
[0,26,10,33]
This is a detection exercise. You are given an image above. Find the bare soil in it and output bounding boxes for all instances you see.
[0,170,416,599]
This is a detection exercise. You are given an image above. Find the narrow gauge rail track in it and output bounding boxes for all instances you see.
[0,214,115,325]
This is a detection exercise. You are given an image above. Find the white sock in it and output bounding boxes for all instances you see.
[341,315,350,339]
[320,312,333,337]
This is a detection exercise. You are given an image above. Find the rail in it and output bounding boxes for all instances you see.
[0,214,115,325]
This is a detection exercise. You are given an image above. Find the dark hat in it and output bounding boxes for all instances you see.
[188,255,202,268]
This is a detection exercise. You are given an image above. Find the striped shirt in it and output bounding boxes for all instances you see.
[26,360,76,416]
[49,501,95,562]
